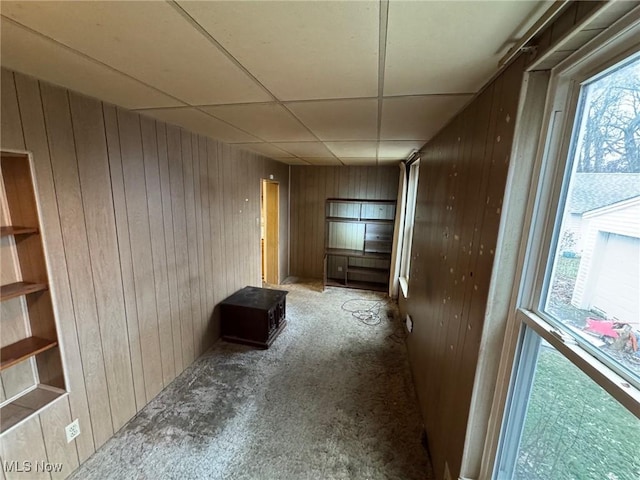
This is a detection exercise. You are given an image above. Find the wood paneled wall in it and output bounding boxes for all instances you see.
[0,68,288,479]
[289,166,399,279]
[399,56,526,480]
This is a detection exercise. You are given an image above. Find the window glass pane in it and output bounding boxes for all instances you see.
[400,161,419,280]
[514,339,640,480]
[543,56,640,383]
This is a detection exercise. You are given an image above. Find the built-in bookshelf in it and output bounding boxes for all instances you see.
[323,198,396,292]
[0,152,66,435]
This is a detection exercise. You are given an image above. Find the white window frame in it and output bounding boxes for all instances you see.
[481,10,640,480]
[399,158,420,297]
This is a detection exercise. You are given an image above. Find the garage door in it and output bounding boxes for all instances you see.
[591,233,640,325]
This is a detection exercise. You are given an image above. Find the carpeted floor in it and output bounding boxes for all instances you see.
[69,281,433,480]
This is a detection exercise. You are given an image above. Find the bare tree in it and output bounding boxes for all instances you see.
[577,60,640,173]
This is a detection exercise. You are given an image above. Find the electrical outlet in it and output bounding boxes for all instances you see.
[337,266,343,272]
[65,419,80,443]
[405,314,413,333]
[443,462,452,480]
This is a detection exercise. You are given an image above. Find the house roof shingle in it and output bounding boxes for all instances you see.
[568,173,640,214]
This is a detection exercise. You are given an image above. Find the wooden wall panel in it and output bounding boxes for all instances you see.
[103,104,146,413]
[198,136,212,354]
[40,82,115,448]
[140,116,175,386]
[0,415,49,480]
[69,92,136,432]
[117,109,164,403]
[39,398,79,479]
[1,68,289,478]
[399,56,527,480]
[166,124,191,372]
[156,123,183,375]
[181,130,199,364]
[289,166,399,279]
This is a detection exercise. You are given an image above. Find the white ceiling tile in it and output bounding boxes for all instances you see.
[140,108,260,144]
[384,1,544,95]
[301,158,343,166]
[233,142,294,158]
[325,142,378,158]
[286,99,379,141]
[381,95,471,141]
[202,103,314,142]
[378,141,424,160]
[271,142,335,158]
[179,1,379,100]
[1,1,270,105]
[0,18,182,109]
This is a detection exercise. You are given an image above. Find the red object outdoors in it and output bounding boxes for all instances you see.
[585,318,619,338]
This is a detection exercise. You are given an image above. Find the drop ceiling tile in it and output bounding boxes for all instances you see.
[233,142,294,158]
[202,103,314,142]
[285,99,379,141]
[384,1,544,95]
[381,95,471,141]
[271,142,335,158]
[378,141,424,160]
[301,158,343,166]
[1,2,270,105]
[325,142,378,158]
[0,18,181,109]
[179,1,379,100]
[139,108,260,144]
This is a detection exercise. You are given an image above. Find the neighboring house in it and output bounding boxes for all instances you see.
[564,173,640,253]
[571,195,640,328]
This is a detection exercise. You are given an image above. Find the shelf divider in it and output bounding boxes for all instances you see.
[0,336,58,371]
[0,226,39,237]
[0,385,65,433]
[0,281,48,302]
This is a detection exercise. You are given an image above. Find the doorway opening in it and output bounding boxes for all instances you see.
[261,180,279,285]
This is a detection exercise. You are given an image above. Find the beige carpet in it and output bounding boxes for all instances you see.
[69,281,433,480]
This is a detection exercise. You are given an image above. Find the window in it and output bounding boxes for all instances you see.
[399,158,419,297]
[541,57,640,386]
[498,330,639,480]
[495,22,640,480]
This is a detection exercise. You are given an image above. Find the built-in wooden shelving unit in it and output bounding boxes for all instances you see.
[323,199,396,292]
[0,151,66,435]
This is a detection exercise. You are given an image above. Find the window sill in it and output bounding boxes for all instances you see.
[518,309,640,416]
[399,277,409,298]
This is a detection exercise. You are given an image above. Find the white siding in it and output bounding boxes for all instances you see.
[591,234,639,325]
[571,198,640,327]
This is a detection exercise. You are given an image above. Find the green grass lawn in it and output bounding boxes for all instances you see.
[515,346,640,480]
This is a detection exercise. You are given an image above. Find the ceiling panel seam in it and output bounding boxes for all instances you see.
[0,15,295,150]
[0,14,187,109]
[167,1,343,166]
[134,101,277,111]
[376,0,389,167]
[383,92,475,99]
[132,92,476,111]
